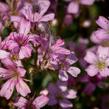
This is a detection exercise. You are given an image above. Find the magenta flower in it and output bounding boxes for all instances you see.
[84,46,109,77]
[14,90,49,109]
[66,0,95,14]
[6,32,32,59]
[91,16,109,44]
[48,82,77,108]
[0,59,31,99]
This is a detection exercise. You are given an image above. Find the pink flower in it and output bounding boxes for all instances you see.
[20,0,54,23]
[67,0,95,14]
[84,46,109,77]
[91,16,109,44]
[0,59,31,99]
[6,32,32,59]
[11,0,54,34]
[14,90,49,109]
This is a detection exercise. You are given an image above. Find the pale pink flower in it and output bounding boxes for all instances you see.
[20,0,54,23]
[67,0,95,14]
[14,90,49,109]
[84,46,109,77]
[11,0,54,34]
[91,16,109,44]
[0,59,31,99]
[6,32,32,59]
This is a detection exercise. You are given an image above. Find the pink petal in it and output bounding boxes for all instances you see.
[19,19,31,35]
[53,47,70,54]
[67,1,79,14]
[64,89,77,99]
[33,13,41,22]
[86,65,98,77]
[40,90,48,96]
[97,46,109,59]
[84,51,97,64]
[67,67,80,77]
[14,97,27,108]
[90,29,109,44]
[56,39,65,46]
[105,58,109,66]
[0,68,8,78]
[51,40,70,54]
[1,58,16,69]
[16,78,31,97]
[20,3,33,21]
[80,0,95,5]
[7,40,19,50]
[17,67,26,77]
[19,45,32,59]
[100,68,109,77]
[38,0,50,15]
[10,16,21,23]
[96,16,109,30]
[59,99,73,108]
[0,2,9,12]
[0,50,9,59]
[33,95,49,108]
[0,79,15,99]
[40,13,55,22]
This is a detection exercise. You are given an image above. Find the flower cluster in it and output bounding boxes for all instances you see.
[0,0,109,109]
[0,0,80,109]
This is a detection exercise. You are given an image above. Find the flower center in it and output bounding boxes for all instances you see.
[96,61,106,71]
[11,54,19,61]
[32,4,40,13]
